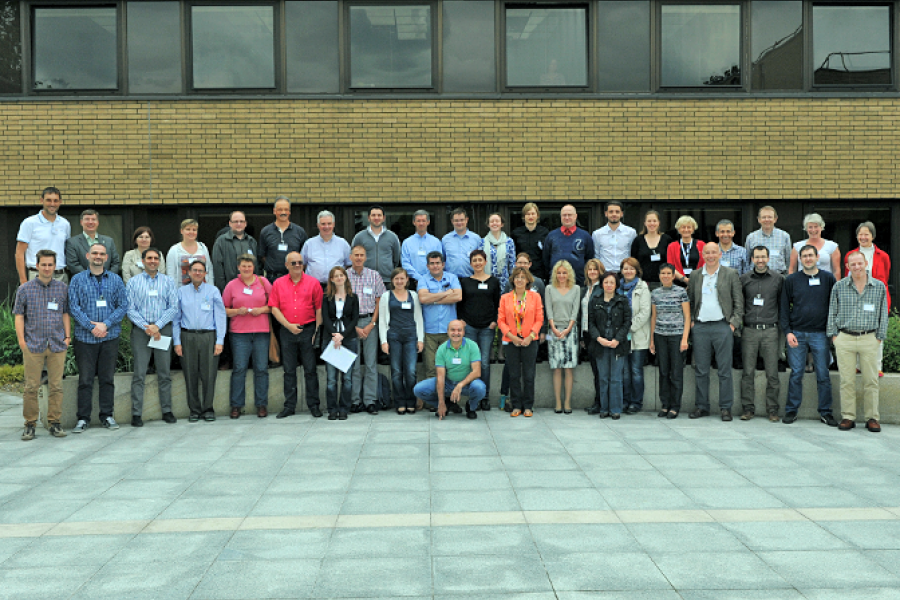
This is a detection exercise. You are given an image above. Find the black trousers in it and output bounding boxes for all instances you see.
[75,338,120,422]
[506,343,538,410]
[280,325,320,411]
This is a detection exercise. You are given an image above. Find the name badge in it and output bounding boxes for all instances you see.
[247,250,253,255]
[537,241,543,250]
[47,302,59,311]
[96,299,107,308]
[703,286,714,296]
[650,253,661,262]
[720,260,730,267]
[683,268,693,275]
[401,302,412,310]
[202,303,212,311]
[277,243,288,252]
[771,251,781,257]
[502,340,510,346]
[148,290,159,297]
[864,304,875,312]
[753,297,765,306]
[478,283,488,290]
[136,260,143,269]
[363,287,373,295]
[418,249,427,256]
[452,357,462,365]
[809,278,820,286]
[243,288,253,296]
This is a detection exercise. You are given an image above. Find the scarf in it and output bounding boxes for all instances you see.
[484,232,509,278]
[619,278,639,306]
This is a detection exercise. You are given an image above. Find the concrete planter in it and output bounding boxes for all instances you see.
[38,363,900,428]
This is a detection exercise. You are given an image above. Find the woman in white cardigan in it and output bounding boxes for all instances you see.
[619,258,651,414]
[378,268,424,414]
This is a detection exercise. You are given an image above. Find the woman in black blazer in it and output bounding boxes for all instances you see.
[322,266,359,420]
[588,272,632,420]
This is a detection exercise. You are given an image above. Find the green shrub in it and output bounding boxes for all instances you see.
[0,364,24,384]
[882,311,900,374]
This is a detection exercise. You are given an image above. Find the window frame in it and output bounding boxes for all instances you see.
[185,0,282,94]
[656,0,745,92]
[343,0,439,93]
[500,1,592,92]
[808,1,895,90]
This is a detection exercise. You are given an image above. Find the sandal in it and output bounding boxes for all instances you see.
[554,408,563,414]
[524,409,533,417]
[564,409,572,414]
[396,407,406,415]
[511,409,522,417]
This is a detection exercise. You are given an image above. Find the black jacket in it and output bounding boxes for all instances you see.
[322,294,359,342]
[511,224,551,281]
[588,293,632,358]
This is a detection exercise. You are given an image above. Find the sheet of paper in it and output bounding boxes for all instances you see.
[321,340,358,374]
[148,335,172,351]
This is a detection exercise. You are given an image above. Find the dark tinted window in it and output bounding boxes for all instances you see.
[813,4,891,86]
[128,2,182,94]
[33,7,117,90]
[191,5,275,89]
[443,0,495,92]
[751,1,802,90]
[660,4,741,87]
[349,5,433,89]
[0,1,21,94]
[506,6,588,87]
[598,1,650,92]
[286,1,339,93]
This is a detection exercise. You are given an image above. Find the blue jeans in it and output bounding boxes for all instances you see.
[326,338,357,415]
[786,331,833,415]
[388,331,419,409]
[464,325,494,398]
[595,348,625,415]
[230,332,270,408]
[413,377,486,412]
[623,349,648,408]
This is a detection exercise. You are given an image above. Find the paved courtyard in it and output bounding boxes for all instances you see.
[2,390,900,599]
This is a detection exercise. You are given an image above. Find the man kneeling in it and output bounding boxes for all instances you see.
[413,320,486,420]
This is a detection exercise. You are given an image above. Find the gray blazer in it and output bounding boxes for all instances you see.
[65,234,121,275]
[687,264,744,334]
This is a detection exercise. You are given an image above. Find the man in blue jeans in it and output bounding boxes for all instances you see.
[413,320,486,420]
[780,244,838,426]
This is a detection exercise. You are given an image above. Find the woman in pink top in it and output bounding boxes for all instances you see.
[223,254,273,418]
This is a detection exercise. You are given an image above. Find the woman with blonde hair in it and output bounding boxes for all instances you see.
[546,260,580,413]
[788,213,841,274]
[665,215,704,286]
[166,218,213,287]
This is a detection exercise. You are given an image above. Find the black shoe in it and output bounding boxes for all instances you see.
[782,412,798,424]
[479,399,491,411]
[338,413,348,420]
[721,409,733,422]
[448,402,463,414]
[188,413,200,423]
[466,410,477,420]
[598,411,610,419]
[204,412,216,422]
[689,409,710,419]
[624,405,638,415]
[310,407,323,418]
[162,412,177,424]
[350,404,364,413]
[366,405,379,415]
[611,414,621,420]
[328,413,338,421]
[555,408,563,414]
[820,414,839,427]
[131,416,143,427]
[658,410,668,418]
[586,404,603,415]
[276,409,295,419]
[667,411,679,420]
[503,403,512,413]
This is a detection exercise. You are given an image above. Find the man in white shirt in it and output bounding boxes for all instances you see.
[301,210,351,287]
[592,201,636,273]
[16,187,70,284]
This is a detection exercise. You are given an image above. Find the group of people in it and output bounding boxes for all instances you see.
[13,188,891,441]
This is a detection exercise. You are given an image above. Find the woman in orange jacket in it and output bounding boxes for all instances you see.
[498,266,544,417]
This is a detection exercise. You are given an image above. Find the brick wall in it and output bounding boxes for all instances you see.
[1,97,898,206]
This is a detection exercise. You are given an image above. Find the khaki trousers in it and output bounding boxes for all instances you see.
[834,332,880,421]
[423,333,449,379]
[23,347,67,425]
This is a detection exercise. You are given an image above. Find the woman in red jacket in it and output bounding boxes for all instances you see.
[845,221,892,376]
[666,215,705,287]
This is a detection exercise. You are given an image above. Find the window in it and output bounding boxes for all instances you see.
[128,2,182,94]
[33,6,117,90]
[285,1,339,93]
[443,0,495,92]
[348,4,433,89]
[0,1,21,94]
[505,5,588,88]
[597,1,650,92]
[660,4,741,87]
[750,1,802,90]
[813,4,892,86]
[191,4,276,90]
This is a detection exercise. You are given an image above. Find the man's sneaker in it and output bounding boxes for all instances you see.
[48,423,67,438]
[102,417,120,430]
[72,420,89,433]
[21,424,36,441]
[782,412,798,424]
[448,402,463,414]
[740,411,754,421]
[131,416,143,427]
[466,410,478,420]
[820,414,839,427]
[162,412,177,424]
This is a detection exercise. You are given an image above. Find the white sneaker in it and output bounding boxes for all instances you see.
[72,420,88,433]
[102,417,119,430]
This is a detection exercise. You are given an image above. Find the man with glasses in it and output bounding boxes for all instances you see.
[213,210,258,369]
[16,186,70,285]
[269,251,324,418]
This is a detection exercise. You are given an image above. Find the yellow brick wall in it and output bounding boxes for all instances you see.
[1,97,898,206]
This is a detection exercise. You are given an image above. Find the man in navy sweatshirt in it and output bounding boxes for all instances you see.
[543,205,594,286]
[779,244,837,426]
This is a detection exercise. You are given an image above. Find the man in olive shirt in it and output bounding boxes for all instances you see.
[413,320,486,420]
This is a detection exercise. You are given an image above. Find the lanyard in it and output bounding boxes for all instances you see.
[93,274,105,300]
[681,241,693,267]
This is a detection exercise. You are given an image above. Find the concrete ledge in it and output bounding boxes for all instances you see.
[38,363,900,428]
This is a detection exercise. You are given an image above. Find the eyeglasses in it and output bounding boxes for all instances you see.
[290,261,304,266]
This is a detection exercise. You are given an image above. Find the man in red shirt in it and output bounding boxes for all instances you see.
[269,251,323,418]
